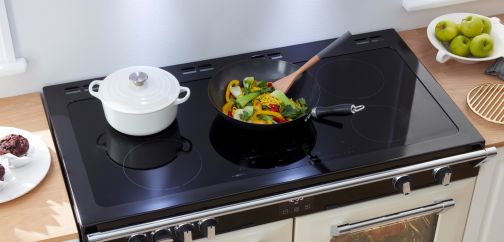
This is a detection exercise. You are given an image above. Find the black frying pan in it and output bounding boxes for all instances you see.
[208,59,364,131]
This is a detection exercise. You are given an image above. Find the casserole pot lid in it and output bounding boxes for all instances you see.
[97,66,180,114]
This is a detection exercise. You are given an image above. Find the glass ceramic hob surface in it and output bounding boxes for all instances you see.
[43,29,483,231]
[67,48,454,206]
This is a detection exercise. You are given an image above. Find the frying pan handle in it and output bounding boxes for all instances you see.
[317,31,352,59]
[310,104,365,119]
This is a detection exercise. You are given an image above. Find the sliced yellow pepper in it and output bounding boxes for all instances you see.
[225,80,240,102]
[253,100,262,111]
[252,110,284,120]
[251,120,268,124]
[221,100,234,115]
[250,87,262,92]
[250,115,273,124]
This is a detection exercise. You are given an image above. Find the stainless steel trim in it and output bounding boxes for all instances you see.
[331,199,455,237]
[475,147,497,167]
[351,104,365,113]
[87,147,497,242]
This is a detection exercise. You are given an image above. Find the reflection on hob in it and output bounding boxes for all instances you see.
[97,123,192,170]
[210,116,316,169]
[351,106,410,143]
[306,48,459,164]
[121,144,203,190]
[316,58,385,99]
[94,123,203,190]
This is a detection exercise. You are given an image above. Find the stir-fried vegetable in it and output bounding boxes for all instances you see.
[222,77,307,124]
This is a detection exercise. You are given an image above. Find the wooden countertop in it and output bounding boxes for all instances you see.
[399,14,504,148]
[0,93,78,242]
[0,18,503,242]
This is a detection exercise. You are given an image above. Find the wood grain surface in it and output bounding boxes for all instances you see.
[0,93,78,242]
[399,14,504,147]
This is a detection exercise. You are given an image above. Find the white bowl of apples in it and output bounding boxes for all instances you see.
[427,13,504,64]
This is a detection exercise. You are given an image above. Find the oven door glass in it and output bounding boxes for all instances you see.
[331,213,438,242]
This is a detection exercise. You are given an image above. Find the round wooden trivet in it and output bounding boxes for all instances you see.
[467,83,504,124]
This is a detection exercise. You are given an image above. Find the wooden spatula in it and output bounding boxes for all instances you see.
[272,31,352,93]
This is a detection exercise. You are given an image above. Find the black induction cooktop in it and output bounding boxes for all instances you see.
[42,29,484,236]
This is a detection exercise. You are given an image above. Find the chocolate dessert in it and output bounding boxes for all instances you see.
[0,134,30,157]
[0,163,5,181]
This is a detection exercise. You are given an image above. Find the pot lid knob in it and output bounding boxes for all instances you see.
[129,71,148,86]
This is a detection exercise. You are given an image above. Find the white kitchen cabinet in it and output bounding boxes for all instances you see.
[195,219,292,242]
[294,178,476,242]
[464,147,503,242]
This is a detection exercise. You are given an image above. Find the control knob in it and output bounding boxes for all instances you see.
[433,166,452,186]
[198,218,218,239]
[128,234,148,242]
[392,175,411,195]
[175,223,194,242]
[151,228,174,242]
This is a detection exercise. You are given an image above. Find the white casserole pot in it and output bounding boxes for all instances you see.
[89,66,190,136]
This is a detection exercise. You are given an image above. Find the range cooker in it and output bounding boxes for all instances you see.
[42,29,496,242]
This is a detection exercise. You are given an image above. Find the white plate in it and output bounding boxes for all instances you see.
[427,13,504,64]
[0,127,51,203]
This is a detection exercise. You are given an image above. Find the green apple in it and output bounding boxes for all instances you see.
[470,33,494,57]
[435,20,459,42]
[450,35,471,57]
[481,17,492,34]
[460,15,484,37]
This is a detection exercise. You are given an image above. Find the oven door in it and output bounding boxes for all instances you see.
[294,177,475,242]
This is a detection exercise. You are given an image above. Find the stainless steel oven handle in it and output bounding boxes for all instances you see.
[331,199,455,237]
[87,147,496,242]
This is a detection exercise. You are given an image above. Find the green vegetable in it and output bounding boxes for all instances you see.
[256,80,268,89]
[236,92,260,108]
[259,86,273,94]
[233,106,254,121]
[271,90,294,107]
[254,80,272,93]
[256,80,267,87]
[243,77,254,94]
[259,115,273,121]
[281,105,302,119]
[280,98,308,119]
[297,98,308,114]
[230,86,243,98]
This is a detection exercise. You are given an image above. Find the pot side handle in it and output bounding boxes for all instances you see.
[89,80,103,99]
[174,86,191,105]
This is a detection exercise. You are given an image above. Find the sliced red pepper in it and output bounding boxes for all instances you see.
[267,82,273,87]
[269,104,280,112]
[272,117,287,123]
[227,110,233,117]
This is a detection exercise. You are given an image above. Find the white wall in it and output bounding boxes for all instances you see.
[1,0,504,98]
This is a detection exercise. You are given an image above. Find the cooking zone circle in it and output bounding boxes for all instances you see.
[210,116,317,169]
[316,59,385,99]
[121,141,203,190]
[351,105,410,143]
